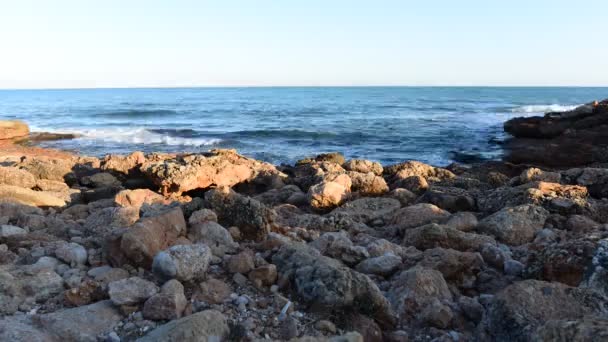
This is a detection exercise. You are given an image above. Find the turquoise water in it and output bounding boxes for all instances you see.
[0,87,606,165]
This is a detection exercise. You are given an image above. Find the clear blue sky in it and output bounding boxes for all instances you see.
[1,0,607,88]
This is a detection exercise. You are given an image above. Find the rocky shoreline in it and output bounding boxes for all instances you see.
[1,101,608,342]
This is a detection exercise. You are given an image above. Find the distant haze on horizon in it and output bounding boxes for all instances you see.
[1,0,608,89]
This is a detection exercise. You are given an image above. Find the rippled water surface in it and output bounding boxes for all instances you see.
[0,87,606,165]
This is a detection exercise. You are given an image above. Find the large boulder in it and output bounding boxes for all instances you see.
[343,159,383,175]
[0,185,66,207]
[108,277,159,305]
[35,300,122,341]
[329,197,401,225]
[503,100,608,167]
[141,149,285,195]
[0,120,29,140]
[387,266,452,322]
[118,207,187,267]
[0,167,36,188]
[308,173,352,210]
[347,171,389,196]
[101,151,146,175]
[390,203,451,232]
[205,187,275,241]
[481,279,608,342]
[114,188,167,208]
[137,310,229,342]
[152,244,212,282]
[478,204,549,245]
[187,221,238,257]
[272,243,395,327]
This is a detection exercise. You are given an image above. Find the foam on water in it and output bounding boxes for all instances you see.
[37,127,222,147]
[510,104,581,114]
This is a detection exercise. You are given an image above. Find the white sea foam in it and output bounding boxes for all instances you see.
[510,104,581,114]
[33,127,221,147]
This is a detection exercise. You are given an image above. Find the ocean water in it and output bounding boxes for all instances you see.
[0,87,606,166]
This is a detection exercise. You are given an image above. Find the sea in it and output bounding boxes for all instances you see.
[0,87,606,166]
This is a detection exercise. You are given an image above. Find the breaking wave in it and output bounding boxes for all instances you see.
[510,104,581,114]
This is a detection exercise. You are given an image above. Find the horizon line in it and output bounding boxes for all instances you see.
[1,84,608,91]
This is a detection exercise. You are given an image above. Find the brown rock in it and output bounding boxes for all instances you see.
[248,264,278,288]
[392,175,428,194]
[226,250,255,274]
[101,151,146,175]
[343,159,383,176]
[119,207,187,267]
[0,185,66,207]
[0,120,29,140]
[141,149,285,195]
[347,171,389,196]
[195,278,232,304]
[114,189,166,208]
[403,223,495,252]
[390,203,451,232]
[205,187,276,241]
[0,167,36,188]
[143,279,187,321]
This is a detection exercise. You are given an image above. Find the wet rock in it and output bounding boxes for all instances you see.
[0,166,36,188]
[205,187,276,241]
[187,221,238,257]
[152,244,212,282]
[390,203,451,232]
[481,279,608,342]
[143,279,188,320]
[119,206,186,267]
[136,309,229,342]
[0,185,66,207]
[478,204,549,245]
[108,277,159,305]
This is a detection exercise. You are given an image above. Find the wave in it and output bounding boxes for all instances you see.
[510,104,581,114]
[69,127,221,146]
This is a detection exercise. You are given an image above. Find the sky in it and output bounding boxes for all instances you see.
[0,0,607,88]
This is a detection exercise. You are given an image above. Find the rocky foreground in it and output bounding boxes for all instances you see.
[1,110,608,342]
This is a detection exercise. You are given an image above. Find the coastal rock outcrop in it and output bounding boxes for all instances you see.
[0,120,29,140]
[140,149,286,195]
[504,99,608,167]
